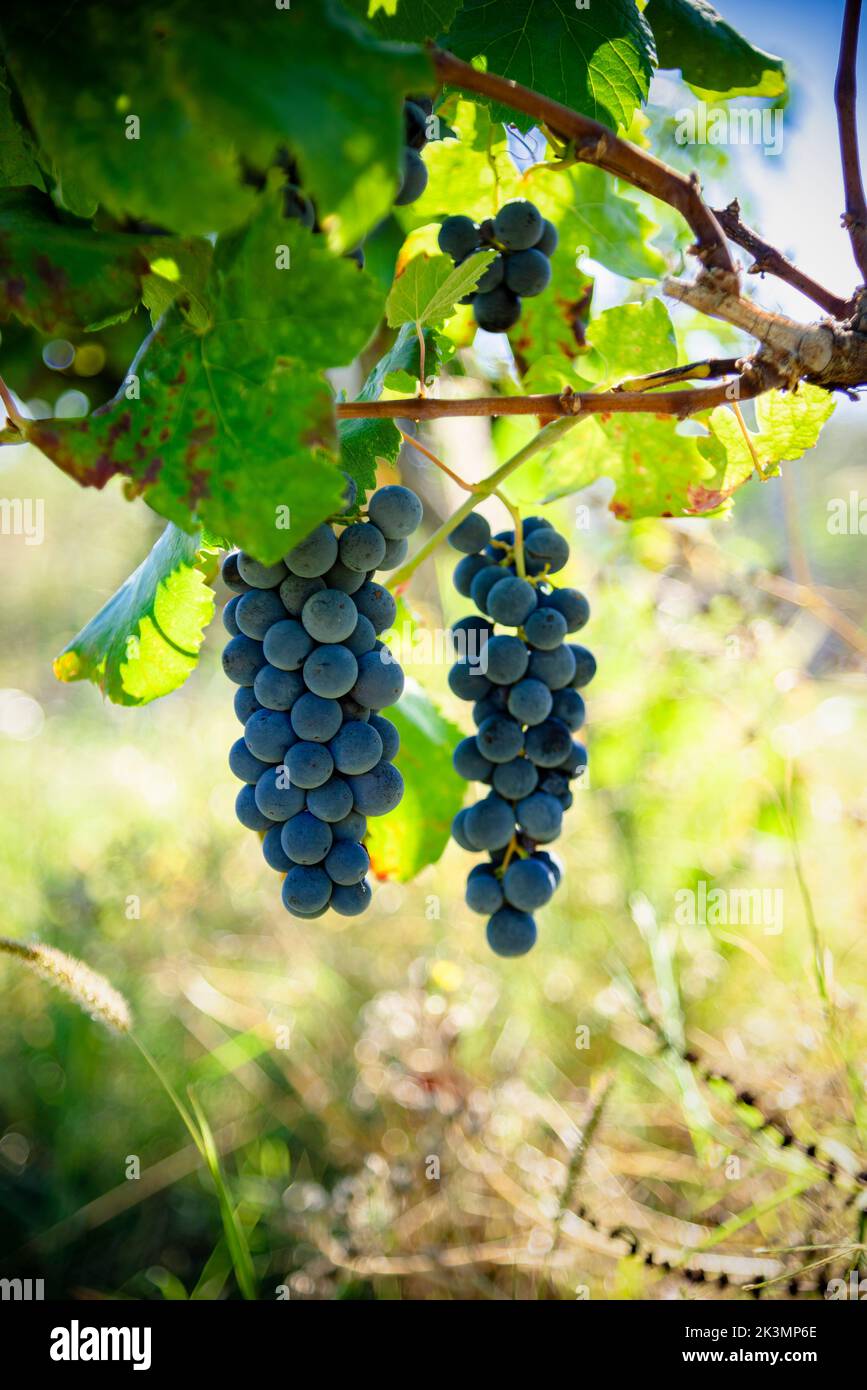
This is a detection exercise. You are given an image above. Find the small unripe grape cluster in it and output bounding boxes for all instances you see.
[437,199,557,332]
[221,479,422,919]
[448,511,594,956]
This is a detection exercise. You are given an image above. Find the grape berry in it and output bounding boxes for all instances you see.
[438,199,557,333]
[221,481,423,919]
[395,96,433,206]
[448,511,594,956]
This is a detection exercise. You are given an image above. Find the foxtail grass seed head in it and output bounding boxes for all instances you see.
[0,937,132,1034]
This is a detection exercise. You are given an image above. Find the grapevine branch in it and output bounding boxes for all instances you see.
[662,277,867,391]
[430,47,737,276]
[335,369,776,422]
[836,0,867,280]
[341,13,867,435]
[711,200,853,320]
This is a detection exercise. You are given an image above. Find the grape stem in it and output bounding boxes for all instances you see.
[390,418,576,588]
[492,490,525,578]
[0,374,25,431]
[398,429,476,492]
[397,430,526,574]
[499,834,522,874]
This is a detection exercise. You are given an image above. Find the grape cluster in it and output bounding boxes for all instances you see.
[437,199,557,333]
[221,480,422,919]
[448,512,594,956]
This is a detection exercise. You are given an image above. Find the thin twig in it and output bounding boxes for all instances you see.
[731,401,763,474]
[614,358,742,393]
[713,200,852,319]
[493,490,525,577]
[398,429,475,491]
[835,0,867,280]
[754,569,867,657]
[0,374,25,430]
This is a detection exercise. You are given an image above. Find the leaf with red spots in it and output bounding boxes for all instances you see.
[517,302,718,518]
[540,410,717,521]
[17,198,386,561]
[519,307,836,521]
[0,187,208,333]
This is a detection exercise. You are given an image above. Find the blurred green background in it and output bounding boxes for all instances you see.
[0,391,865,1300]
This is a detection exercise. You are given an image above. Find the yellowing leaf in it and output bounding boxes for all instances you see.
[704,384,836,486]
[54,523,218,706]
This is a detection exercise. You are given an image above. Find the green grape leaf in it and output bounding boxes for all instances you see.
[0,187,210,334]
[353,0,463,42]
[3,1,430,248]
[447,0,656,132]
[645,0,786,99]
[17,200,385,561]
[692,384,837,511]
[0,65,44,190]
[339,418,400,497]
[581,297,678,385]
[386,250,495,328]
[752,384,837,460]
[535,309,836,520]
[54,523,218,706]
[531,164,667,283]
[541,411,714,520]
[140,239,214,333]
[339,323,446,493]
[365,686,465,881]
[534,300,715,518]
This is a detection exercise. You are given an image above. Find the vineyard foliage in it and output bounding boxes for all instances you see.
[0,1,831,881]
